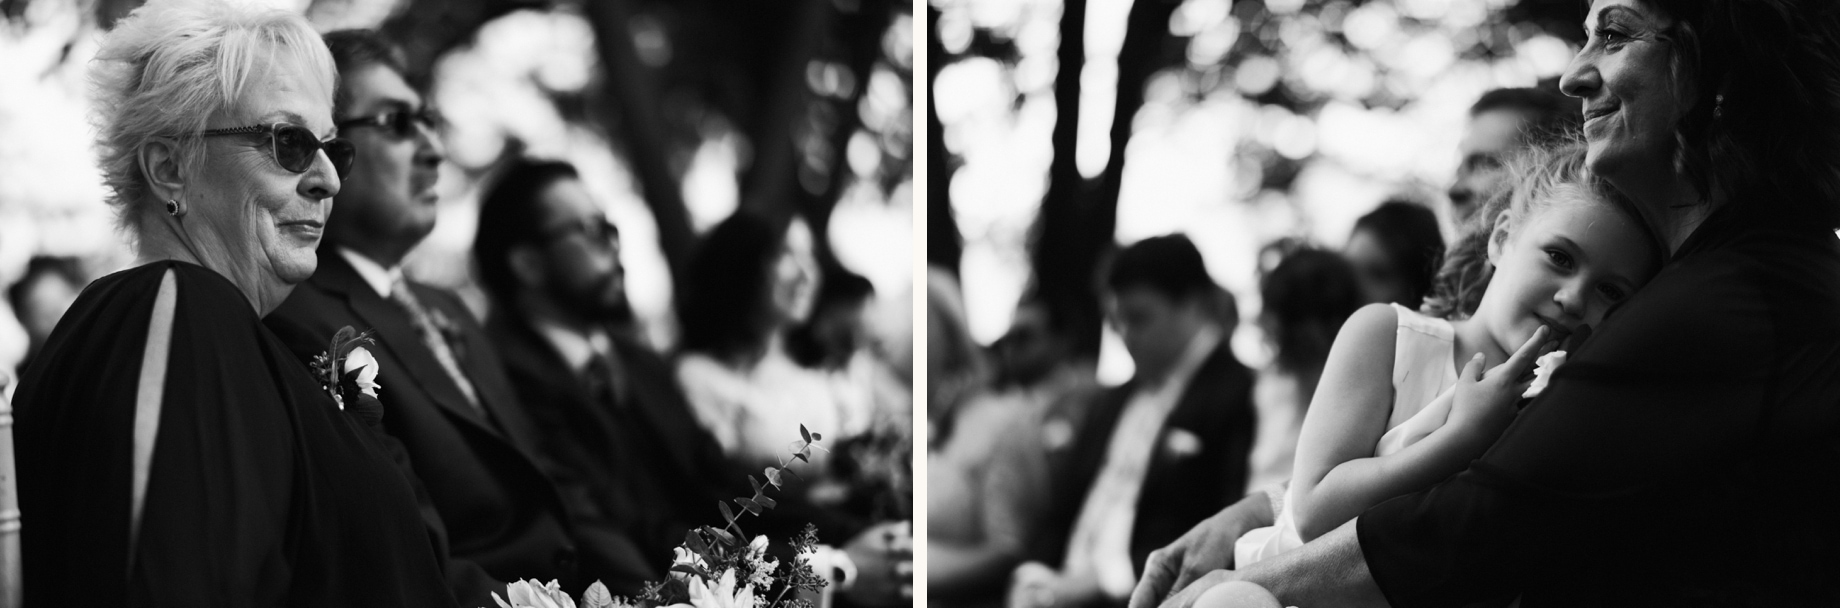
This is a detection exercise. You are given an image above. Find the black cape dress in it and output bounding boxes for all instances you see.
[14,261,456,607]
[1358,202,1840,605]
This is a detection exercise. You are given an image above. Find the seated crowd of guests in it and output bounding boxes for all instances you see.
[4,2,908,605]
[928,84,1579,608]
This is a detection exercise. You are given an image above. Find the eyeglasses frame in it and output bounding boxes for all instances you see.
[198,122,354,179]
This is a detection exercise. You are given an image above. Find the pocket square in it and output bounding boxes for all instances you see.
[1163,428,1203,459]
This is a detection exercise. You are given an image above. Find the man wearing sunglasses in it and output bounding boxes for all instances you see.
[264,30,655,606]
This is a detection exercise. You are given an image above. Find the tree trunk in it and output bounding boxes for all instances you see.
[926,5,962,277]
[1030,0,1101,357]
[1092,0,1180,242]
[736,0,832,233]
[580,0,697,288]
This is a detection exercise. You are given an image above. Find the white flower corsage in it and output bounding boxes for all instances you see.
[1521,350,1567,399]
[309,326,382,410]
[344,346,381,398]
[493,579,578,608]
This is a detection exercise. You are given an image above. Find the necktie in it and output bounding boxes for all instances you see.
[582,338,629,412]
[388,276,483,414]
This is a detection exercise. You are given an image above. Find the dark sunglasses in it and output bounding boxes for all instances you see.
[200,123,354,179]
[337,107,445,140]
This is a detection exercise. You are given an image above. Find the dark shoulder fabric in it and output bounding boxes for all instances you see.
[1030,342,1257,575]
[15,261,454,607]
[264,252,598,604]
[1133,344,1256,575]
[1358,207,1840,607]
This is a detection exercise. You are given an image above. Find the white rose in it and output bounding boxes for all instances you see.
[494,579,576,608]
[685,569,754,608]
[343,346,382,398]
[1522,350,1568,399]
[674,546,710,570]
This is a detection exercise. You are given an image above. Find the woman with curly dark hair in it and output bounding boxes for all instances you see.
[1342,201,1445,311]
[674,212,871,465]
[1138,0,1840,605]
[1244,247,1364,496]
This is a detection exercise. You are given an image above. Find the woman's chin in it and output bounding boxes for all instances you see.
[271,250,319,285]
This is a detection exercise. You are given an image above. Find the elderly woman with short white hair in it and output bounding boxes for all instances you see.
[11,0,454,604]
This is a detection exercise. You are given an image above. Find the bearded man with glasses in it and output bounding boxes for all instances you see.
[264,30,656,606]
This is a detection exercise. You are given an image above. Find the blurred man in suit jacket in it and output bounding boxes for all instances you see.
[473,159,720,566]
[473,158,914,607]
[263,31,653,606]
[1010,234,1256,608]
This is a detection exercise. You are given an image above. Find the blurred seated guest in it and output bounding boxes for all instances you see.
[1009,234,1256,608]
[6,256,86,374]
[990,295,1100,458]
[1245,247,1363,494]
[472,158,732,569]
[1448,86,1580,226]
[675,211,872,465]
[929,267,1049,608]
[264,34,650,604]
[789,266,876,371]
[789,266,911,430]
[14,2,453,604]
[476,160,912,607]
[1342,200,1444,310]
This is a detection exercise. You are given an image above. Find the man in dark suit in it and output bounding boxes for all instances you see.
[472,158,913,607]
[472,159,724,565]
[1011,234,1256,608]
[263,31,653,606]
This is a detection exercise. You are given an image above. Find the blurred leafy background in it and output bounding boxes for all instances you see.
[0,0,914,363]
[926,0,1586,382]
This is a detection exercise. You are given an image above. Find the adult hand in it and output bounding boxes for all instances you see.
[1005,562,1102,608]
[1007,561,1058,608]
[840,521,912,607]
[1153,570,1238,608]
[1129,493,1275,608]
[1448,326,1549,440]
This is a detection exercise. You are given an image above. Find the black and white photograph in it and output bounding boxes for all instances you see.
[0,0,914,606]
[6,0,1840,605]
[926,0,1840,606]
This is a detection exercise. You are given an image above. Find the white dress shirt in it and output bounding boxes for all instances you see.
[1061,326,1222,599]
[530,317,616,375]
[336,247,400,299]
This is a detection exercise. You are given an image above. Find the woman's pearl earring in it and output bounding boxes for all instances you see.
[1714,94,1725,119]
[166,198,185,217]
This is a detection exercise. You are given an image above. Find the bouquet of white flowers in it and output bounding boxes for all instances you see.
[490,426,833,608]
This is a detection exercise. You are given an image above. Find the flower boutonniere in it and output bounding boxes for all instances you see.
[310,326,383,410]
[1521,350,1567,400]
[1163,428,1204,461]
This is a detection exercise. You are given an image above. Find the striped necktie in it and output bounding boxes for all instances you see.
[388,276,483,414]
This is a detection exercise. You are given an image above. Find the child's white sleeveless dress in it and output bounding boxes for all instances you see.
[1234,304,1462,566]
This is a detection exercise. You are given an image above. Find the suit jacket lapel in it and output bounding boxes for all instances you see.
[312,250,500,435]
[1058,384,1133,512]
[420,285,550,452]
[1158,344,1233,448]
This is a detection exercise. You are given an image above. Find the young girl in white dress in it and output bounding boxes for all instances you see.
[1232,143,1666,566]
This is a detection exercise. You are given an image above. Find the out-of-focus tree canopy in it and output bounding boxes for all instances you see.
[0,0,913,354]
[931,0,1587,380]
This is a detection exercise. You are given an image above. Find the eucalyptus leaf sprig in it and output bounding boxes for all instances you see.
[619,425,830,608]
